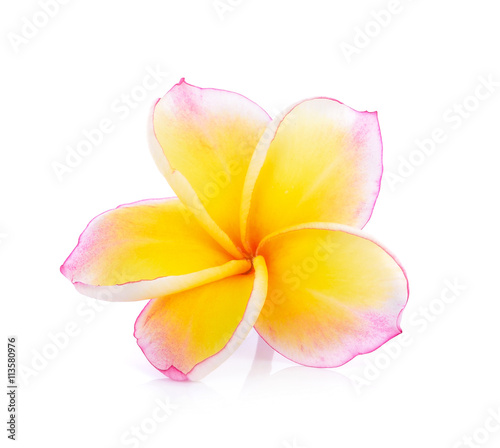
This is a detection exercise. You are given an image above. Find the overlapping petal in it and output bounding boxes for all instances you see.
[254,224,408,367]
[61,198,250,302]
[241,98,383,252]
[149,79,271,255]
[134,256,268,381]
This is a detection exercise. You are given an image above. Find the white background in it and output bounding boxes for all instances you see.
[2,1,500,447]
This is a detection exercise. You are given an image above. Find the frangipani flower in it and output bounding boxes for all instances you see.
[61,80,408,381]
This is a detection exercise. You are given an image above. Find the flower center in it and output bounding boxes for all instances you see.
[242,254,254,275]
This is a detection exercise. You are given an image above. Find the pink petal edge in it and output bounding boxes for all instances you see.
[255,222,409,369]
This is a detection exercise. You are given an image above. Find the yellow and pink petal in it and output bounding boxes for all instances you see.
[134,256,268,381]
[149,79,271,254]
[241,98,383,252]
[254,224,408,367]
[61,198,249,302]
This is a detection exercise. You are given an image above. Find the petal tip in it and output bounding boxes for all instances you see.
[60,254,76,283]
[60,262,69,279]
[162,365,189,381]
[171,77,198,94]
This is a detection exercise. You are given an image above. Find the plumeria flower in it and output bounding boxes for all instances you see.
[61,79,408,381]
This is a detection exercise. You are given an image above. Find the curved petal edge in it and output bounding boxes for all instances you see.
[255,223,408,368]
[134,256,268,381]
